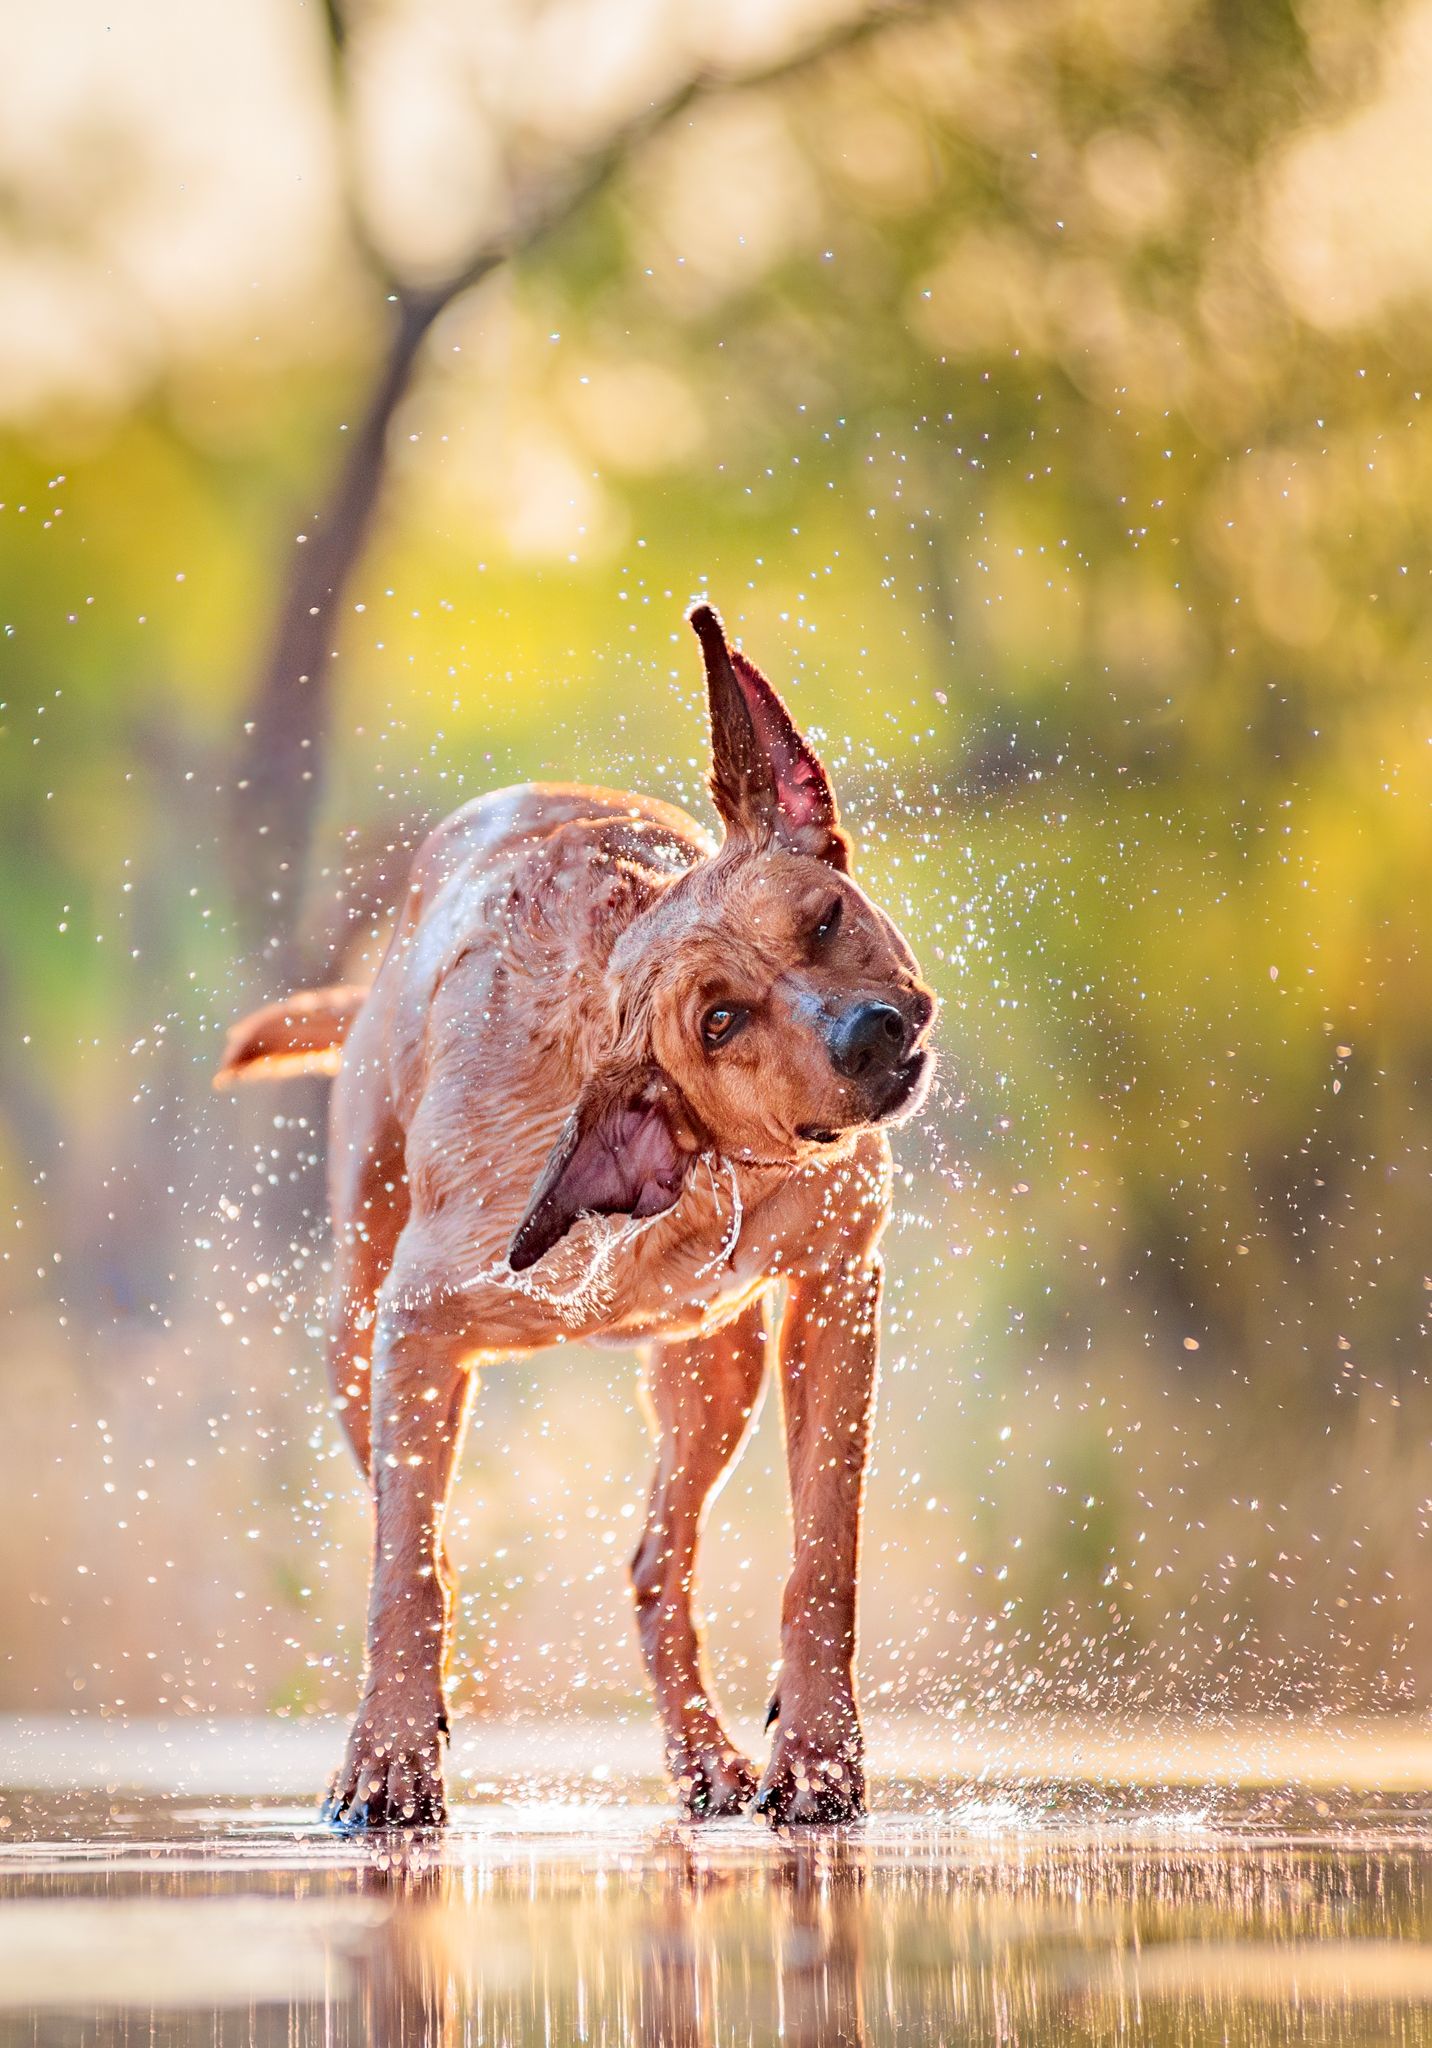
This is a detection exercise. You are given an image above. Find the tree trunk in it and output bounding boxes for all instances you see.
[229,287,445,976]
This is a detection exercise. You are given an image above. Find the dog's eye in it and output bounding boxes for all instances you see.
[701,1004,745,1049]
[813,897,843,944]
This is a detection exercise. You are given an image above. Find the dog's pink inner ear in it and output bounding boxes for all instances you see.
[509,1071,691,1271]
[690,602,850,870]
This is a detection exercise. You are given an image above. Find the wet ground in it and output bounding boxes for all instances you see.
[6,1719,1432,2045]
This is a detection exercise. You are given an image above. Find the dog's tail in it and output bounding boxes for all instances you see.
[213,985,368,1089]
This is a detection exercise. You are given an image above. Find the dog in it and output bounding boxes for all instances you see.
[217,603,935,1827]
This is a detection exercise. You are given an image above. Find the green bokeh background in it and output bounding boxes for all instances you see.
[3,0,1431,1730]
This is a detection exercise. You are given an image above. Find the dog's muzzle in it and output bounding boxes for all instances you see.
[820,994,935,1129]
[827,1001,910,1080]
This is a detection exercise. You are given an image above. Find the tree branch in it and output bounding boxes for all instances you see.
[230,0,950,956]
[428,0,946,306]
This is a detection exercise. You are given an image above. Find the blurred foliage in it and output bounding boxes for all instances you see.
[3,0,1432,1726]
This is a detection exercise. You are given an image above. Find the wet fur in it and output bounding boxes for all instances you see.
[218,605,935,1828]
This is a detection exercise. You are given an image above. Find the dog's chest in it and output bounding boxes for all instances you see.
[600,1168,783,1343]
[498,1142,889,1350]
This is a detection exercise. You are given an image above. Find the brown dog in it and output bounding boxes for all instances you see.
[217,604,935,1827]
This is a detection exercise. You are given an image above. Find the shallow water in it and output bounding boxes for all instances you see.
[7,1731,1432,2045]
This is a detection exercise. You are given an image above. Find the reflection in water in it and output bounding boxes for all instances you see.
[5,1787,1432,2043]
[344,1828,871,2048]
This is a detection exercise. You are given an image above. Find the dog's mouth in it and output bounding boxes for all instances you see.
[872,1045,935,1124]
[797,1046,935,1147]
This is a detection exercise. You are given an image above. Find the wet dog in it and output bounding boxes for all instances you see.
[217,604,935,1826]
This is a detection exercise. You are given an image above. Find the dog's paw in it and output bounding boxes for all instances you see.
[755,1729,865,1828]
[321,1700,448,1831]
[670,1743,759,1820]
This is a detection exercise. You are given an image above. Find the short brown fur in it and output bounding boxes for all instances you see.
[218,604,935,1827]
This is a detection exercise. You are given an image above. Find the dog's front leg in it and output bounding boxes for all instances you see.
[634,1294,770,1817]
[323,1308,474,1829]
[757,1254,881,1826]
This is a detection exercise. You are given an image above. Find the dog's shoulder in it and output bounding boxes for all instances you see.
[376,784,709,1147]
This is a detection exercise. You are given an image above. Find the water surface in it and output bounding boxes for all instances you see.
[5,1732,1432,2044]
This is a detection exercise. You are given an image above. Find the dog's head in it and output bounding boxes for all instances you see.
[508,604,936,1271]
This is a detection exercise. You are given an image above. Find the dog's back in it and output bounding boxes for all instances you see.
[218,783,710,1092]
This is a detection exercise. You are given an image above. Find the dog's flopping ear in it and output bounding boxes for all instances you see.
[509,1065,704,1272]
[689,602,850,870]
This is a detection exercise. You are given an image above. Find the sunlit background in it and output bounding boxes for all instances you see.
[4,0,1432,1752]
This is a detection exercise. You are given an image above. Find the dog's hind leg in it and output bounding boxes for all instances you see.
[632,1291,771,1818]
[326,1153,406,1474]
[325,1036,408,1475]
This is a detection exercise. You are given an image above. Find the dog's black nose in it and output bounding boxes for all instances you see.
[828,1001,909,1080]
